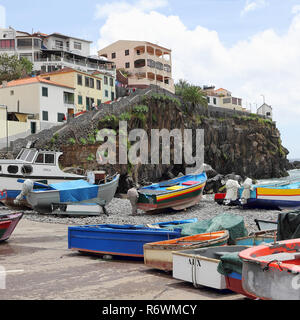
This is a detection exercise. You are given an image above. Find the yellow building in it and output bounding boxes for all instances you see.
[40,67,116,112]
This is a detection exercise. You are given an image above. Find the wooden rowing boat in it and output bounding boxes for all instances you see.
[172,245,249,290]
[144,230,229,271]
[68,219,197,258]
[0,212,23,242]
[137,173,207,213]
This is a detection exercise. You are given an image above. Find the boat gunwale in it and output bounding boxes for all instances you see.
[239,240,300,273]
[144,231,229,251]
[172,245,250,264]
[28,174,120,194]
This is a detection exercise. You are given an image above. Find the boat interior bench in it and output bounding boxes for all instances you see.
[256,252,300,262]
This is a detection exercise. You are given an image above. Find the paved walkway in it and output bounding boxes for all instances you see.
[0,219,244,300]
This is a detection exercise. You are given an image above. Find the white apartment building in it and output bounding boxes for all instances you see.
[0,27,116,76]
[0,76,75,138]
[203,86,244,111]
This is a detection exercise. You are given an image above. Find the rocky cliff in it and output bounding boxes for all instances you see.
[10,86,289,192]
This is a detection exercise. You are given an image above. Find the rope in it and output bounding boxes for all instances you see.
[263,260,283,272]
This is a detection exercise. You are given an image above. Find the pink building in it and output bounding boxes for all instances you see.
[98,40,175,94]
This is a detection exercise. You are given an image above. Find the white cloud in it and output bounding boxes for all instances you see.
[241,0,268,16]
[95,0,167,19]
[95,1,300,156]
[0,5,6,28]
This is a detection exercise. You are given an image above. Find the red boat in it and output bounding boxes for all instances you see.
[239,239,300,300]
[0,212,23,242]
[214,193,226,205]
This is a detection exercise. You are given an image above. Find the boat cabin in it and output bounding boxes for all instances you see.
[0,148,65,178]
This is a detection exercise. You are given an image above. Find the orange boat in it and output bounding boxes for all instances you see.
[144,230,229,271]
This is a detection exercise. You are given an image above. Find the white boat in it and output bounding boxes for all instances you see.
[19,174,120,215]
[0,144,85,207]
[172,245,249,290]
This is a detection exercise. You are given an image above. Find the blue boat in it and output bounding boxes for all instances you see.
[68,218,197,258]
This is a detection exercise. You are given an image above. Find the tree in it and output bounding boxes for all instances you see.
[0,53,33,83]
[181,86,208,110]
[175,79,190,96]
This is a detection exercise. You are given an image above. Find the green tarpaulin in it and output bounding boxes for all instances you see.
[164,213,248,244]
[217,252,243,276]
[277,210,300,241]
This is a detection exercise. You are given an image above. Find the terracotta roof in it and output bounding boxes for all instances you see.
[40,67,105,79]
[215,88,230,92]
[0,76,75,89]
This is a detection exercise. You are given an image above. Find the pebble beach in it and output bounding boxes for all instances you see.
[2,194,281,234]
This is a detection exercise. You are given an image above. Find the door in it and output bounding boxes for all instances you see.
[31,122,37,134]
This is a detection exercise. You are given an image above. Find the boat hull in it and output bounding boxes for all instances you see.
[172,245,249,290]
[144,231,229,271]
[0,212,23,241]
[225,272,257,299]
[68,225,182,258]
[137,174,207,213]
[244,186,300,209]
[26,175,120,213]
[239,239,300,300]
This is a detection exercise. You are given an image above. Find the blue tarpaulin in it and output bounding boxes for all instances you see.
[49,180,99,203]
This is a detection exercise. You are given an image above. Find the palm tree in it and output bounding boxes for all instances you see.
[181,86,208,110]
[175,79,190,96]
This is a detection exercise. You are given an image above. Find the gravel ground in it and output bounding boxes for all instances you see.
[1,195,281,234]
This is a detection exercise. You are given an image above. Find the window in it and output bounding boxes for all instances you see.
[10,90,14,96]
[42,87,48,97]
[125,49,129,56]
[96,80,101,90]
[89,78,94,89]
[8,165,18,174]
[97,99,101,106]
[105,90,108,97]
[57,113,65,122]
[85,76,90,87]
[104,76,108,85]
[125,62,130,68]
[45,154,55,164]
[78,95,83,105]
[42,111,48,121]
[111,92,115,101]
[223,98,231,104]
[207,97,210,103]
[55,40,63,49]
[77,74,82,86]
[110,78,114,87]
[34,39,41,48]
[213,98,217,105]
[17,39,32,47]
[0,39,15,49]
[112,52,116,59]
[35,154,44,164]
[74,42,82,50]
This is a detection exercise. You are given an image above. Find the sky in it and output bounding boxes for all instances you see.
[0,0,300,159]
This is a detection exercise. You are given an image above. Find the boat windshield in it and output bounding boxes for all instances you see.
[16,149,37,163]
